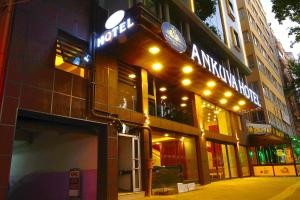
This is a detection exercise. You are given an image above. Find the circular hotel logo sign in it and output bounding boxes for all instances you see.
[161,22,187,53]
[105,10,125,29]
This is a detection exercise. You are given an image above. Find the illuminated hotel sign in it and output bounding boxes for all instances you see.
[191,44,261,106]
[161,22,187,53]
[97,10,134,48]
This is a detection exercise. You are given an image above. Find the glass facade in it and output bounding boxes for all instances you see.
[118,63,140,112]
[148,75,194,125]
[152,132,199,185]
[194,0,225,42]
[206,141,238,180]
[249,145,294,165]
[238,146,250,176]
[202,100,232,135]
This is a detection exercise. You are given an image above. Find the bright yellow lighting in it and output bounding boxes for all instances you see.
[152,63,162,71]
[180,103,187,107]
[128,74,136,79]
[233,106,240,111]
[164,133,169,137]
[203,90,212,96]
[180,137,185,142]
[224,91,233,97]
[238,100,246,106]
[149,46,160,54]
[182,65,193,74]
[182,96,189,101]
[220,99,228,104]
[182,79,191,86]
[159,87,167,92]
[55,55,64,66]
[207,81,216,88]
[161,95,167,100]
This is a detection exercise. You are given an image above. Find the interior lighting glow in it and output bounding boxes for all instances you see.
[164,133,169,137]
[180,137,185,142]
[203,90,211,96]
[161,95,167,100]
[182,79,191,86]
[182,96,189,101]
[220,99,228,104]
[233,106,240,111]
[152,63,162,71]
[128,74,136,79]
[149,46,160,54]
[180,103,187,107]
[238,100,246,106]
[159,87,167,92]
[182,65,193,74]
[224,91,233,97]
[207,81,216,88]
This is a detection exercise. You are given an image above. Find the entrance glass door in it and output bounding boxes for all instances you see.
[118,134,141,193]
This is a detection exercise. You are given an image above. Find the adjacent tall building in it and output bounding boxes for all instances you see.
[237,0,295,135]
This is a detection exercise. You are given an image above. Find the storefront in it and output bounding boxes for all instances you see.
[247,123,298,176]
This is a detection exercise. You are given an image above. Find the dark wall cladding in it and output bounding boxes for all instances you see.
[5,0,91,119]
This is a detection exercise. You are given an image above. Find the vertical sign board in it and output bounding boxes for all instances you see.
[69,168,81,199]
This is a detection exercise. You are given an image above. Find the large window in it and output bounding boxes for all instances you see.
[118,63,140,112]
[152,132,199,187]
[194,0,225,42]
[148,75,194,125]
[55,30,89,78]
[206,141,238,180]
[202,100,232,135]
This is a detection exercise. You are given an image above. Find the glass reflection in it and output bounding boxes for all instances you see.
[194,0,225,41]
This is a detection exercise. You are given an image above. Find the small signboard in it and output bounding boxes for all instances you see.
[69,168,81,199]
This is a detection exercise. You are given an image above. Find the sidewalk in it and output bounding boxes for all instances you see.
[137,177,300,200]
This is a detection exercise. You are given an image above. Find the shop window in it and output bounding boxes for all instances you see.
[55,30,89,78]
[226,0,235,21]
[249,146,258,165]
[118,63,140,112]
[148,75,194,126]
[231,27,241,51]
[227,145,238,177]
[238,146,250,176]
[152,132,198,187]
[202,100,232,136]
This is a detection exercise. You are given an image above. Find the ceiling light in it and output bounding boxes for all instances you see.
[180,103,187,107]
[152,63,162,71]
[224,91,232,97]
[164,133,169,137]
[159,87,167,92]
[238,100,246,106]
[233,106,240,111]
[182,79,191,86]
[149,46,160,54]
[203,90,211,96]
[156,142,160,145]
[128,74,136,79]
[182,96,189,101]
[161,95,167,100]
[182,65,193,74]
[207,81,216,88]
[220,99,227,104]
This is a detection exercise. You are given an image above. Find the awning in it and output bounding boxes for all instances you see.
[249,133,291,146]
[95,5,259,112]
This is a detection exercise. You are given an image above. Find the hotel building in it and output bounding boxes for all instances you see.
[0,0,277,199]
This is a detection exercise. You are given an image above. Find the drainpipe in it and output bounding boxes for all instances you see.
[0,0,14,110]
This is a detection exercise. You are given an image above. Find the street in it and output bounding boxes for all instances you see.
[138,177,300,200]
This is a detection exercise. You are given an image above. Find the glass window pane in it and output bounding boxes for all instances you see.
[238,146,250,176]
[227,145,238,177]
[206,141,218,180]
[221,144,230,179]
[152,132,198,183]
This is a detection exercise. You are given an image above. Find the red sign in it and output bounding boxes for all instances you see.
[69,168,81,199]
